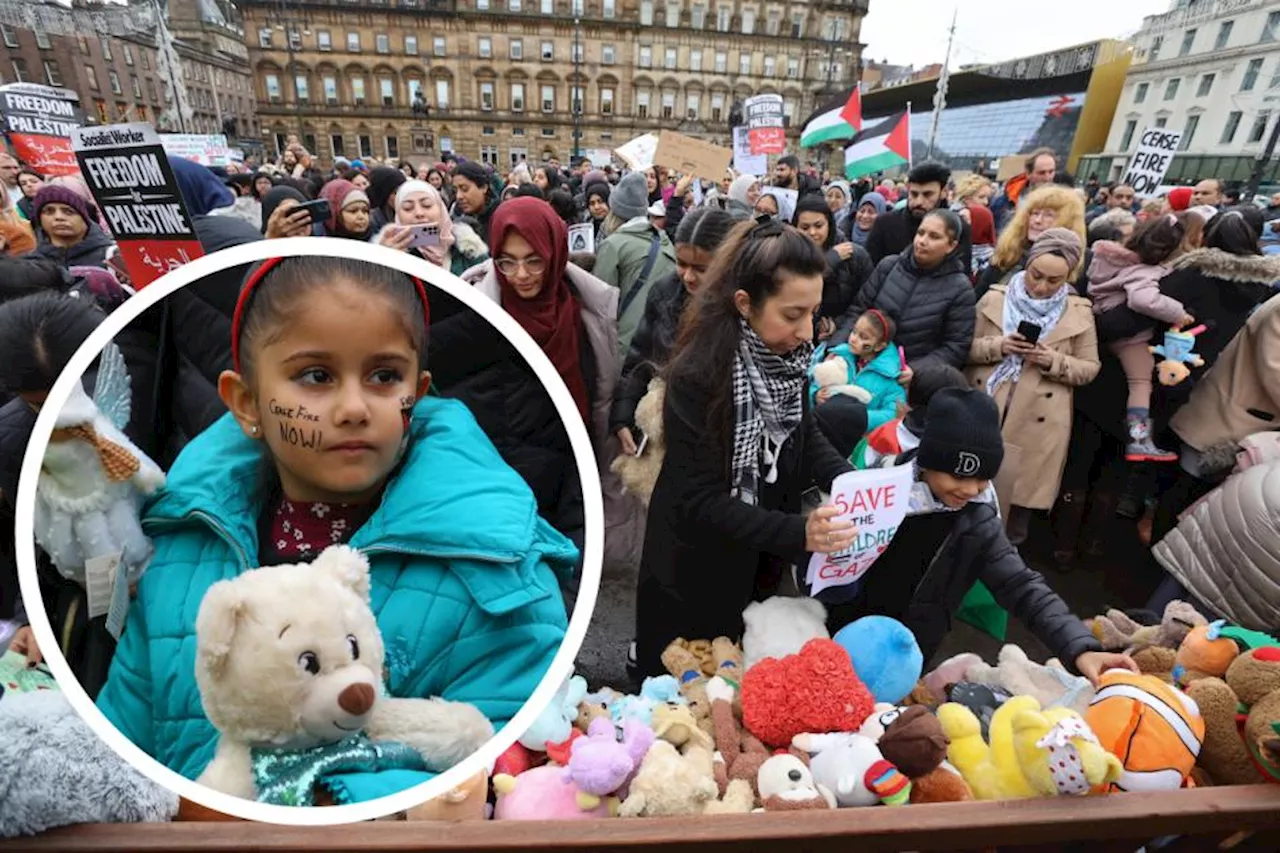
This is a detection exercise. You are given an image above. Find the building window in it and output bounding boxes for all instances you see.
[94,99,108,123]
[86,66,99,91]
[75,36,89,55]
[380,77,394,105]
[1,25,17,49]
[435,79,449,109]
[540,0,552,13]
[791,12,804,38]
[510,0,522,10]
[483,126,495,135]
[690,50,702,72]
[405,35,418,55]
[1179,115,1199,150]
[541,127,555,137]
[480,37,492,58]
[764,56,776,77]
[572,42,583,62]
[317,30,331,51]
[739,52,751,75]
[665,48,677,69]
[43,60,61,87]
[511,82,525,110]
[35,29,50,50]
[147,79,158,103]
[132,76,142,99]
[376,34,390,54]
[348,32,360,52]
[711,91,724,122]
[1264,11,1280,43]
[1242,58,1264,91]
[295,75,309,103]
[717,5,730,31]
[331,133,345,156]
[1163,78,1179,100]
[1134,82,1148,104]
[1215,20,1233,50]
[433,37,446,56]
[477,0,488,8]
[1148,34,1162,61]
[386,136,399,159]
[640,0,653,26]
[359,134,373,157]
[109,69,122,94]
[481,144,498,164]
[1154,116,1167,128]
[571,85,583,113]
[1179,28,1195,57]
[542,41,554,61]
[440,136,453,153]
[640,46,651,68]
[259,28,273,48]
[661,91,674,119]
[787,57,799,79]
[101,37,112,61]
[766,9,780,35]
[1196,73,1214,97]
[572,0,584,14]
[142,50,150,70]
[265,73,280,101]
[666,4,679,27]
[685,92,699,120]
[692,4,706,28]
[602,44,615,64]
[601,87,614,114]
[541,84,554,112]
[742,9,755,34]
[352,77,366,104]
[1249,110,1270,143]
[1221,110,1242,144]
[324,75,337,104]
[480,81,494,110]
[637,89,650,117]
[604,0,615,18]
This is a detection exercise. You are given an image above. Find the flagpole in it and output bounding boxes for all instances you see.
[926,7,956,161]
[906,101,913,168]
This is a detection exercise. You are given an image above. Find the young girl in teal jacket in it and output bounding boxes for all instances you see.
[96,255,577,805]
[810,308,907,433]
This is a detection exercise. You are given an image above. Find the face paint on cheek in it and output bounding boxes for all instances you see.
[270,398,324,450]
[399,396,415,432]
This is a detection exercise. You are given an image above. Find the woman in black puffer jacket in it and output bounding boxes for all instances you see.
[793,194,873,341]
[832,208,975,377]
[610,208,738,449]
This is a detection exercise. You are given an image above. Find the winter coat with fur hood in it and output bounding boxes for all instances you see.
[1153,453,1280,632]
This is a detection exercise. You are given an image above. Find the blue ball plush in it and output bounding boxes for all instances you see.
[833,616,924,705]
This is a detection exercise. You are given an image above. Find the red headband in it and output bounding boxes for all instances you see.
[230,256,430,373]
[866,308,891,339]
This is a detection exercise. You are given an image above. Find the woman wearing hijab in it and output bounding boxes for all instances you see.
[375,180,488,274]
[583,181,611,244]
[825,180,854,239]
[366,165,408,234]
[318,178,373,241]
[433,198,619,590]
[726,175,759,219]
[260,184,315,239]
[452,160,503,246]
[849,191,886,248]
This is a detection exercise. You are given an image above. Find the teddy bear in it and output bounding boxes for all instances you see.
[193,545,494,805]
[662,636,743,735]
[618,740,720,817]
[877,706,974,804]
[964,644,1095,715]
[742,597,830,672]
[706,675,777,803]
[789,731,911,807]
[1186,646,1280,786]
[939,695,1123,800]
[812,356,873,404]
[1084,669,1205,792]
[755,754,837,812]
[610,376,666,506]
[1087,601,1206,653]
[650,701,715,769]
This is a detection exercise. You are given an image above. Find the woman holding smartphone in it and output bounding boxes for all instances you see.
[375,180,488,276]
[965,228,1099,545]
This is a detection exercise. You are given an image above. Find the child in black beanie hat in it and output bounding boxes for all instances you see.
[826,387,1138,685]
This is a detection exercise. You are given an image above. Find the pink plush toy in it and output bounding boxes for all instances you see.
[564,717,655,810]
[492,765,615,820]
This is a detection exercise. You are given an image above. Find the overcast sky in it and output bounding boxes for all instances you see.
[860,0,1173,70]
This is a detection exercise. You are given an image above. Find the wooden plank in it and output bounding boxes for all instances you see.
[5,786,1280,853]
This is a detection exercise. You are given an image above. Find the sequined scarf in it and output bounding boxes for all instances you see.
[251,733,427,806]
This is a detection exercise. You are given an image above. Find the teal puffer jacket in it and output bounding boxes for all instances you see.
[809,343,907,433]
[96,397,576,804]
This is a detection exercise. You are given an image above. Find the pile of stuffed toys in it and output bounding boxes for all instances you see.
[411,596,1280,821]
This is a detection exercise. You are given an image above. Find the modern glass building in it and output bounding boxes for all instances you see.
[844,40,1133,177]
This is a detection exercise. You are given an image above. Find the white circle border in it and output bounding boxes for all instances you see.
[13,236,605,825]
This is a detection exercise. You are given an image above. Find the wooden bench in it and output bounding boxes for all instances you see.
[4,785,1279,852]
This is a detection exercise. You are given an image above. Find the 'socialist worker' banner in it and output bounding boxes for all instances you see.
[72,123,205,289]
[0,83,87,176]
[1122,127,1184,198]
[744,94,786,156]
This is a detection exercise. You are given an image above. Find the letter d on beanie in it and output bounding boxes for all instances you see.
[917,388,1004,481]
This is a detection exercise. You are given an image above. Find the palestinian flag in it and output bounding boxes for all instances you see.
[844,112,911,180]
[800,86,862,148]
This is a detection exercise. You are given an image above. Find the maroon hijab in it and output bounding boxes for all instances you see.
[489,197,589,420]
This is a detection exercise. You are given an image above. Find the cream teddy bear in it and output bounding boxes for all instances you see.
[194,545,494,805]
[812,356,873,405]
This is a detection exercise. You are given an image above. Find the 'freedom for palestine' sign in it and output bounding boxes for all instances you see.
[73,123,205,289]
[0,83,87,176]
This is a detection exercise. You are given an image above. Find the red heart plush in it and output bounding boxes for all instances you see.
[741,638,875,747]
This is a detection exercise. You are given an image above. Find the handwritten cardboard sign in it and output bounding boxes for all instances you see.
[733,127,767,177]
[805,465,914,596]
[1122,127,1184,198]
[615,133,658,172]
[654,130,733,181]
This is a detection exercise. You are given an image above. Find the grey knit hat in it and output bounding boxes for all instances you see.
[610,171,650,221]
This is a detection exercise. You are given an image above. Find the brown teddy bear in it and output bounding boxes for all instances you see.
[1186,647,1280,786]
[610,377,665,506]
[878,706,974,804]
[661,636,743,736]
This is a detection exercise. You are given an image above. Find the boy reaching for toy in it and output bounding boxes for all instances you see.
[821,388,1137,685]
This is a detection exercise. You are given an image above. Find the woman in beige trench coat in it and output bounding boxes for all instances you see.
[966,229,1100,543]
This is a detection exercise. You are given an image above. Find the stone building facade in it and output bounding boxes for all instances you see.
[240,0,867,167]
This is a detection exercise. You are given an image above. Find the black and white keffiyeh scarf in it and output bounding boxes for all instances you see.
[731,318,812,505]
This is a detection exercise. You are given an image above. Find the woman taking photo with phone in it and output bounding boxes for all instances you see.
[375,180,488,275]
[966,229,1099,544]
[632,216,856,678]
